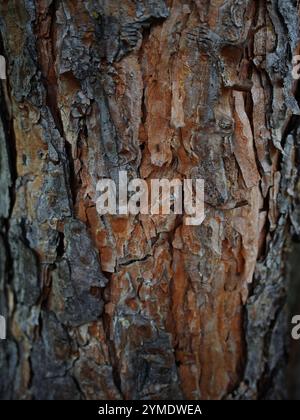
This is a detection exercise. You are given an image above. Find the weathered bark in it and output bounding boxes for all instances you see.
[0,0,300,400]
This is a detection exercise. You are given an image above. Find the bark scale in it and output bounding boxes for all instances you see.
[0,0,300,400]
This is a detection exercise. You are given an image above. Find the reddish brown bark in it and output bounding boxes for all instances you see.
[0,0,300,400]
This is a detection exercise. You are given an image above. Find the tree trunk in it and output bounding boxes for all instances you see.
[0,0,299,400]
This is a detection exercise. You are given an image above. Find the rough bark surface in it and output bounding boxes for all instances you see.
[0,0,300,400]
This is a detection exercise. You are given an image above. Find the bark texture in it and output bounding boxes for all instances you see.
[0,0,300,400]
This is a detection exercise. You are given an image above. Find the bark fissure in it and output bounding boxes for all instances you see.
[0,0,300,400]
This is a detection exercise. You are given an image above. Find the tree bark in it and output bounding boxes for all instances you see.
[0,0,300,400]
